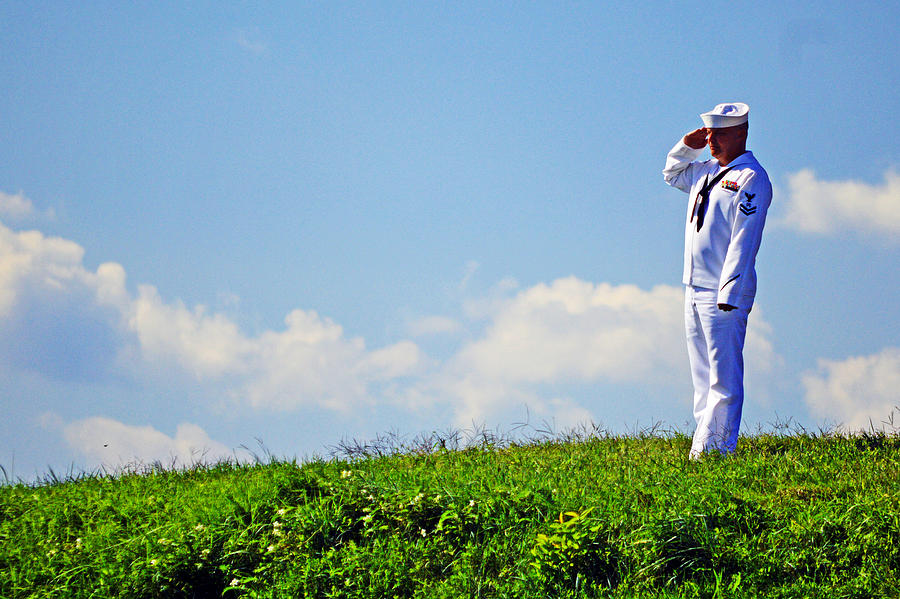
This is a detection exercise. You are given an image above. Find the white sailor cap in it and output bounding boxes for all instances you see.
[700,102,749,128]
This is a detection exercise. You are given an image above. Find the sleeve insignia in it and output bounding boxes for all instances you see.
[739,202,758,216]
[722,180,740,192]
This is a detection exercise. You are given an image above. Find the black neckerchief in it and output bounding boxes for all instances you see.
[691,166,735,232]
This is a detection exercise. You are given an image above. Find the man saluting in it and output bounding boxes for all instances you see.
[663,102,772,458]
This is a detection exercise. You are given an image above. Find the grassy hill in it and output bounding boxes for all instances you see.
[2,428,899,598]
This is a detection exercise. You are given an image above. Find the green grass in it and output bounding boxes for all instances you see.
[2,427,900,598]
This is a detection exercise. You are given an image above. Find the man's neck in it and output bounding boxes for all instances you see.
[717,149,747,166]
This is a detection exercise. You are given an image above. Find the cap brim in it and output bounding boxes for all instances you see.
[700,114,748,128]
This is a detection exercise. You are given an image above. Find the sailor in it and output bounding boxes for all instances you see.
[662,102,772,458]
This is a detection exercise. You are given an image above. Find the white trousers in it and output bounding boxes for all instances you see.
[684,286,750,457]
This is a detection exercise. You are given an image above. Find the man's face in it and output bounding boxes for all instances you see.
[707,125,747,165]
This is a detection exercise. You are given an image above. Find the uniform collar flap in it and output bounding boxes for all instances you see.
[725,151,755,168]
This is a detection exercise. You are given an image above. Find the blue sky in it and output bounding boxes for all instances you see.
[2,2,899,480]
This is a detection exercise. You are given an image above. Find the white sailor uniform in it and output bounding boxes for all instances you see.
[663,140,772,456]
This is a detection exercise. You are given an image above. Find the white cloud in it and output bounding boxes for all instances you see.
[743,305,781,404]
[360,341,423,380]
[235,28,267,55]
[1,219,780,434]
[458,260,480,293]
[407,315,461,337]
[0,221,423,409]
[130,284,253,379]
[457,278,686,384]
[0,227,126,380]
[462,276,520,320]
[0,191,35,219]
[0,191,55,221]
[0,227,88,317]
[802,347,900,430]
[780,168,900,237]
[59,416,232,469]
[240,311,422,411]
[408,277,778,427]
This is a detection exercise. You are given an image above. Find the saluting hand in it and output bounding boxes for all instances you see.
[683,128,709,149]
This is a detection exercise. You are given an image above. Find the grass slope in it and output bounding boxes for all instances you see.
[2,430,900,598]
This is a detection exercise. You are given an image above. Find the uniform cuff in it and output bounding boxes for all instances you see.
[717,288,748,308]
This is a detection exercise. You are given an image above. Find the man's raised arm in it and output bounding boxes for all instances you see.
[663,128,708,192]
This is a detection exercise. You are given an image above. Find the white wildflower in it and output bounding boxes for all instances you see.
[277,508,287,516]
[341,470,352,478]
[469,499,476,508]
[420,528,427,537]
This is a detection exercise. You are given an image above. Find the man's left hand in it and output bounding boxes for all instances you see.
[718,303,737,311]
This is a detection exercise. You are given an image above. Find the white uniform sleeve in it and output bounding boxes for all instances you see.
[717,172,773,305]
[663,140,704,193]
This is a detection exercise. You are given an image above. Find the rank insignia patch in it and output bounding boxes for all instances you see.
[722,180,740,192]
[739,202,757,216]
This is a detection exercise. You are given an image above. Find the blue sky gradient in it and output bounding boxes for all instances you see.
[2,2,899,480]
